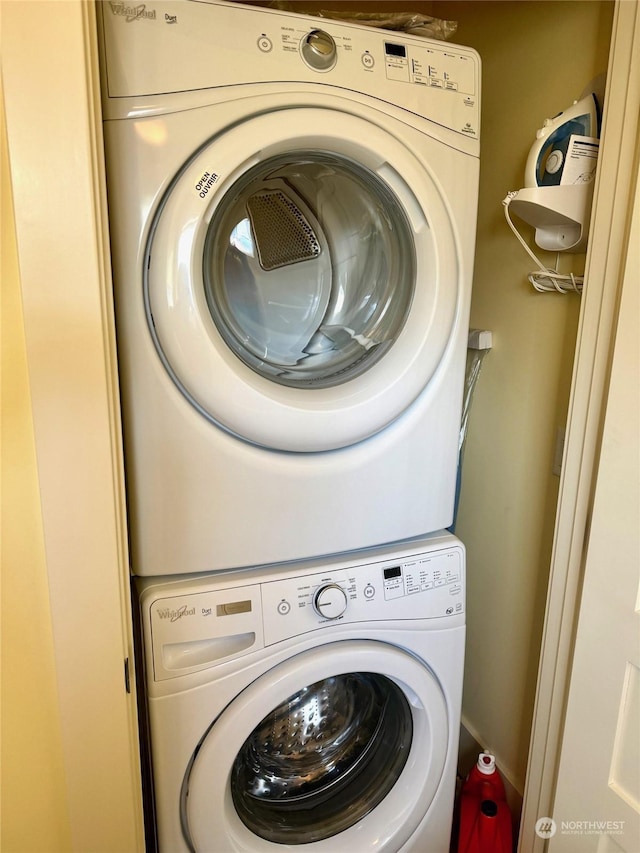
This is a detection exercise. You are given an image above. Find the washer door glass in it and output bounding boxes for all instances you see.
[181,641,450,851]
[230,673,412,843]
[203,152,415,388]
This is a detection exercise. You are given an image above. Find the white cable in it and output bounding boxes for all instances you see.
[502,192,583,294]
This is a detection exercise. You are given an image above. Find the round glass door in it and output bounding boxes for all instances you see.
[181,641,450,852]
[145,105,460,451]
[230,673,413,843]
[203,151,415,388]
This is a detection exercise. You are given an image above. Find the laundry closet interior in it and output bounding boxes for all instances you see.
[105,0,613,849]
[2,0,619,851]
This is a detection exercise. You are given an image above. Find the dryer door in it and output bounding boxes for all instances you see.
[146,107,460,452]
[181,641,449,851]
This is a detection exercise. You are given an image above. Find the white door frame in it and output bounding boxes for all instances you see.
[519,1,640,849]
[2,1,144,849]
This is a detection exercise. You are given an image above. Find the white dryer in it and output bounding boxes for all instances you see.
[136,531,466,852]
[98,0,481,576]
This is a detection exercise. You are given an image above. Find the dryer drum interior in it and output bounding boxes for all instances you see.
[230,672,413,843]
[202,150,416,389]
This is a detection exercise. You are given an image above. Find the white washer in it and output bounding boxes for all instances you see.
[98,1,481,575]
[136,531,466,852]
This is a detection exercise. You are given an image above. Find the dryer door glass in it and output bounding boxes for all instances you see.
[202,152,415,388]
[229,672,412,843]
[145,104,464,451]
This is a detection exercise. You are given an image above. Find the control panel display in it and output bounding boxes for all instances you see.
[385,43,407,58]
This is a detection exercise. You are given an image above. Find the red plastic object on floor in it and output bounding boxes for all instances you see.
[458,753,513,852]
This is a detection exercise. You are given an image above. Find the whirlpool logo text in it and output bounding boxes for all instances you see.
[109,3,157,22]
[157,605,196,622]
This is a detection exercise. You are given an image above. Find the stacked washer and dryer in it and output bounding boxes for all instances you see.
[98,2,480,850]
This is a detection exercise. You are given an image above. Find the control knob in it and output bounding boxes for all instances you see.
[301,30,337,71]
[313,583,348,619]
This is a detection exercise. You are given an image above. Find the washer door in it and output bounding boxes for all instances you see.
[146,107,460,451]
[181,641,449,851]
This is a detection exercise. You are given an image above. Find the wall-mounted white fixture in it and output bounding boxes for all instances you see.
[506,183,594,254]
[468,329,493,351]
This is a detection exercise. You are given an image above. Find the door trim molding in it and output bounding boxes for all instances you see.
[520,2,640,848]
[2,1,144,848]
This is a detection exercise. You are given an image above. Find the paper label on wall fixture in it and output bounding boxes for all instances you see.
[560,135,599,186]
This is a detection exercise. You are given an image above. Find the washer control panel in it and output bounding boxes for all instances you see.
[261,546,464,645]
[142,539,464,681]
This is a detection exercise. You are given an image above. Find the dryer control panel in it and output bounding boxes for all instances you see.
[98,0,480,142]
[141,537,465,681]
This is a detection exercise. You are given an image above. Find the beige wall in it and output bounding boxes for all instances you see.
[432,0,614,791]
[1,86,72,852]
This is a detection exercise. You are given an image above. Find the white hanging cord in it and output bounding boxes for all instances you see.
[502,191,583,294]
